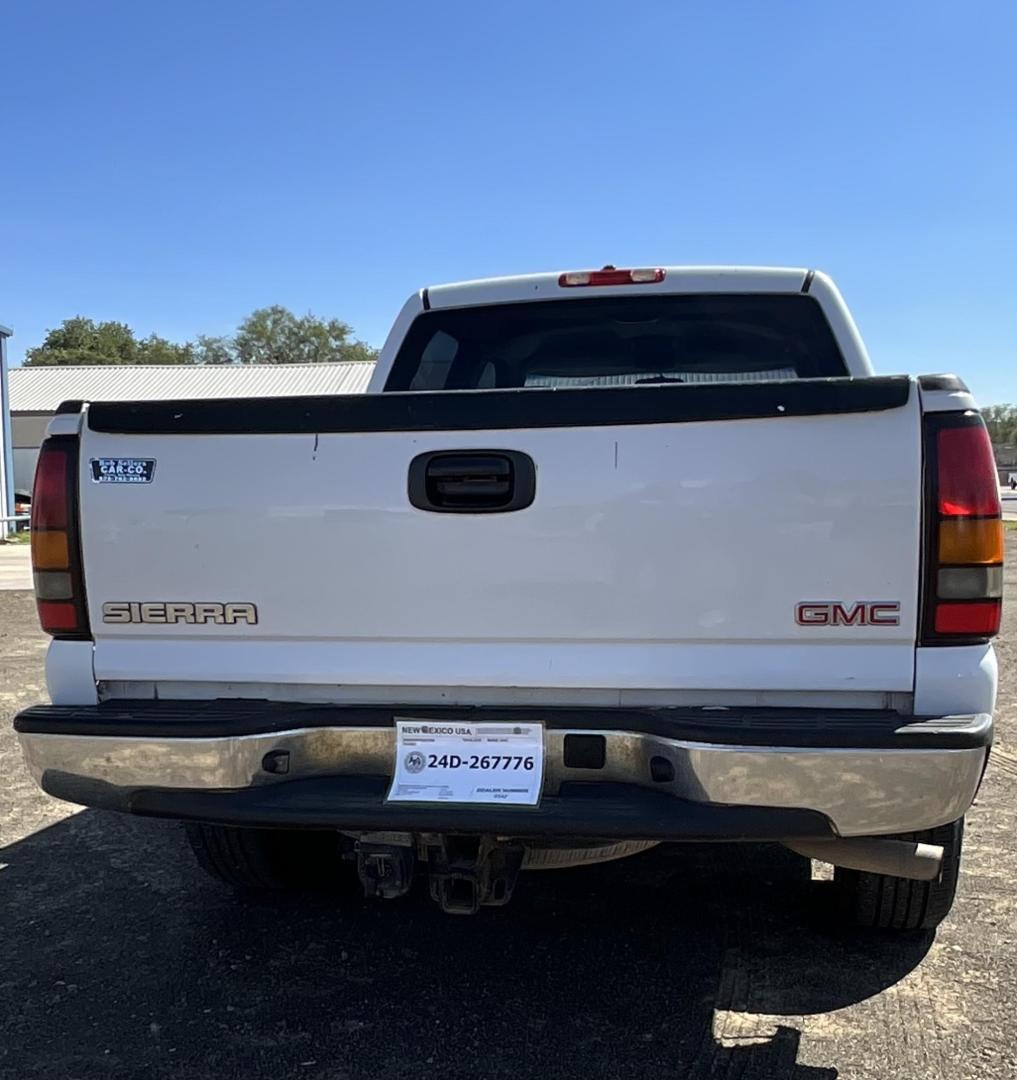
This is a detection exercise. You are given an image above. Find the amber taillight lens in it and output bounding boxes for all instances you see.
[30,437,90,638]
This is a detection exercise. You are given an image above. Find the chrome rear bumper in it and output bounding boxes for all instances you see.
[15,706,991,839]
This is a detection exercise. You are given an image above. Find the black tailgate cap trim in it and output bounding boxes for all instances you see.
[918,373,969,392]
[85,376,912,435]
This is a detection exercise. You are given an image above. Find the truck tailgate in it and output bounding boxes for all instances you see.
[77,378,921,696]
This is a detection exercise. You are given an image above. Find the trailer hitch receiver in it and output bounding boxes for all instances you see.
[424,836,524,915]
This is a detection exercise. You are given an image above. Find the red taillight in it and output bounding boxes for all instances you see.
[937,425,1001,517]
[559,268,666,287]
[30,438,90,638]
[922,411,1003,645]
[36,600,83,632]
[934,601,1001,636]
[32,448,69,529]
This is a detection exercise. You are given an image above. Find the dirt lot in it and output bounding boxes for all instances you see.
[2,540,1016,1080]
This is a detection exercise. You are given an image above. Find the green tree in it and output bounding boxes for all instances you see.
[135,334,196,365]
[24,317,145,366]
[192,334,235,366]
[982,404,1017,445]
[25,308,377,367]
[25,318,195,366]
[230,306,377,365]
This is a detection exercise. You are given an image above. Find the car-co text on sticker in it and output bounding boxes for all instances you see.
[90,458,156,484]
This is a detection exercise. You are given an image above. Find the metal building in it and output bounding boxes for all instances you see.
[6,362,376,502]
[0,323,14,536]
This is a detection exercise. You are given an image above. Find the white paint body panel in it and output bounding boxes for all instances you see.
[913,644,998,718]
[78,392,923,697]
[44,268,993,717]
[45,640,97,706]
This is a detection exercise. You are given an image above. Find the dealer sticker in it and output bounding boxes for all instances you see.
[90,458,156,484]
[387,720,545,806]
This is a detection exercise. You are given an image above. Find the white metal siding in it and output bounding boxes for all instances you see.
[8,362,376,413]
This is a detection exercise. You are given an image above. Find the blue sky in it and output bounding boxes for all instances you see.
[2,1,1015,403]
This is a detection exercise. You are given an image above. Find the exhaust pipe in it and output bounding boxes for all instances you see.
[786,838,944,881]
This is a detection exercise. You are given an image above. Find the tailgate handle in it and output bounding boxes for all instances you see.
[408,451,536,513]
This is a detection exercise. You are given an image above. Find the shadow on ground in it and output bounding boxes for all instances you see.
[0,811,932,1080]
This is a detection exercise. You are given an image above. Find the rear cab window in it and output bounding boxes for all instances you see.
[384,294,849,391]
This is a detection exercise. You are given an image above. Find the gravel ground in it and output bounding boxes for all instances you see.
[1,538,1015,1080]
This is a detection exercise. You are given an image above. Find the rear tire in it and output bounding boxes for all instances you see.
[833,818,964,931]
[185,823,353,892]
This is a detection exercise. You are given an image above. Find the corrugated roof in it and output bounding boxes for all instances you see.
[8,363,376,412]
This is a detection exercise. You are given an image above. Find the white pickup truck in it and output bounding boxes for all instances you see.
[16,266,1002,929]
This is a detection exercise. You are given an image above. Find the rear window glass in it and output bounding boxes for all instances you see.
[384,294,848,391]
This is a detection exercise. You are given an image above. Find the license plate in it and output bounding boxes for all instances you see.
[387,719,545,806]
